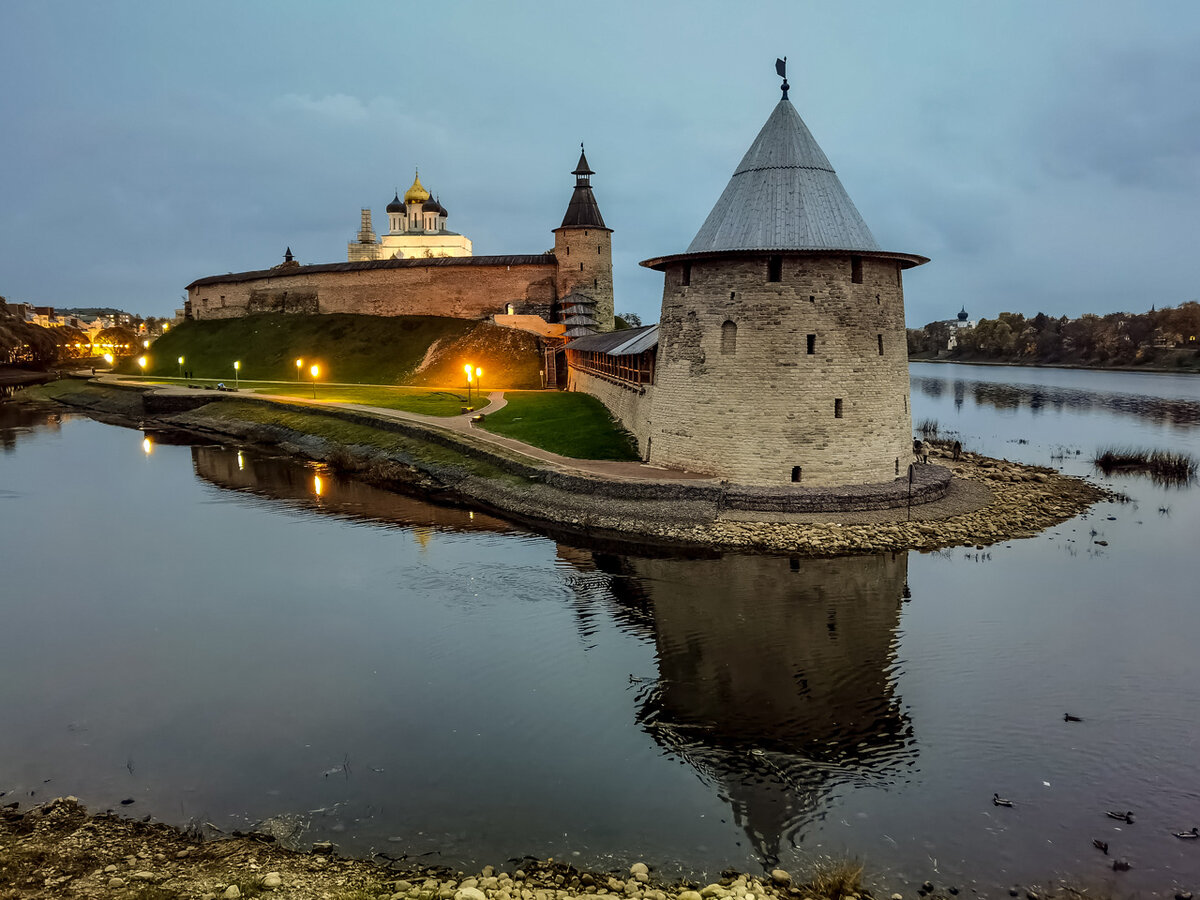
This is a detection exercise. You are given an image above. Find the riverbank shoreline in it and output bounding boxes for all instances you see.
[909,356,1199,376]
[0,367,54,387]
[12,380,1111,555]
[0,797,1110,900]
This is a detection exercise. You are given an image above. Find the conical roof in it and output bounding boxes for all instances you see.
[685,99,881,255]
[572,148,595,177]
[557,147,608,230]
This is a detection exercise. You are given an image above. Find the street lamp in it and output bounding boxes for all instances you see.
[310,364,319,399]
[137,356,147,373]
[475,367,482,399]
[464,363,473,404]
[104,353,114,366]
[178,356,184,379]
[295,358,303,381]
[233,360,240,390]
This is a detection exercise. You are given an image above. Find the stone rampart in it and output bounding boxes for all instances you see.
[187,257,558,322]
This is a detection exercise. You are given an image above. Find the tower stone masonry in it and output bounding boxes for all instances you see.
[641,89,928,487]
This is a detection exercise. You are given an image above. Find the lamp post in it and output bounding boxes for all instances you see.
[103,353,114,367]
[295,358,303,381]
[178,356,184,379]
[233,360,240,390]
[137,356,147,374]
[464,363,473,405]
[310,364,319,399]
[475,367,482,401]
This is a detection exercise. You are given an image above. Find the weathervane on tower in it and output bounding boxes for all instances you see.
[776,56,789,100]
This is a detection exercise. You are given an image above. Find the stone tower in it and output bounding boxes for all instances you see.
[641,80,928,487]
[553,147,614,333]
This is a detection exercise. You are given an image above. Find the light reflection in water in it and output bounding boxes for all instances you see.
[189,445,519,538]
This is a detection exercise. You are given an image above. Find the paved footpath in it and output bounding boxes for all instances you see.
[92,375,714,484]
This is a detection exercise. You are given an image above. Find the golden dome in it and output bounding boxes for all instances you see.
[404,170,430,204]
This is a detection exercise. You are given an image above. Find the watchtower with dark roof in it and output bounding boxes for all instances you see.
[552,146,614,332]
[640,70,928,487]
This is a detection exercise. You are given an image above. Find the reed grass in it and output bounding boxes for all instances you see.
[1093,445,1197,486]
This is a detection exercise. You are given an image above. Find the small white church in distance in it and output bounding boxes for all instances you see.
[347,171,473,262]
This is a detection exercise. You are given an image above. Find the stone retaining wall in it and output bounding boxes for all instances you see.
[186,394,951,513]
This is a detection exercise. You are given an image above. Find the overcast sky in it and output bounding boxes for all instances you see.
[2,1,1198,326]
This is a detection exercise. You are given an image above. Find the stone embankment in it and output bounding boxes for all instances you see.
[18,381,1111,555]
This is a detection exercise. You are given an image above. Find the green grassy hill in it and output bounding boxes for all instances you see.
[123,314,543,387]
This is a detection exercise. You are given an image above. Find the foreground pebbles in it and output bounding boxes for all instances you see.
[2,799,1147,900]
[2,800,880,900]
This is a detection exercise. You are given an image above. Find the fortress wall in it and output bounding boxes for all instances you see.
[189,263,558,322]
[567,369,654,456]
[648,254,913,487]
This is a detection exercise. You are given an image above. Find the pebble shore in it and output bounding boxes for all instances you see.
[0,799,958,900]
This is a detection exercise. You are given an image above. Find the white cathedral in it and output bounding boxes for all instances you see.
[347,171,473,261]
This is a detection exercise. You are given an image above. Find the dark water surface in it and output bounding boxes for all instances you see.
[2,366,1199,895]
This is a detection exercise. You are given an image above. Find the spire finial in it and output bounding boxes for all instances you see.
[775,56,789,100]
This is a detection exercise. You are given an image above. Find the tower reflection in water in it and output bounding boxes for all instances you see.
[561,550,916,865]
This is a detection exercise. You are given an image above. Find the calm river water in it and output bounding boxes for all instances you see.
[2,364,1199,895]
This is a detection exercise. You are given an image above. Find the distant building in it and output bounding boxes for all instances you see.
[347,171,473,262]
[943,307,976,350]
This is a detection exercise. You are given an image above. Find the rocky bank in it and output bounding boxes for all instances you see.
[1,799,1076,900]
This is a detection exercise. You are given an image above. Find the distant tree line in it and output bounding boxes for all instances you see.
[908,302,1200,369]
[1,298,57,367]
[1,297,144,368]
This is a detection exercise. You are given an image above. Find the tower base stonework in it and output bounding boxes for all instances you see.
[647,254,913,487]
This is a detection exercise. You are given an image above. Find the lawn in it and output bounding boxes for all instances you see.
[118,377,486,417]
[480,391,639,460]
[246,383,489,416]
